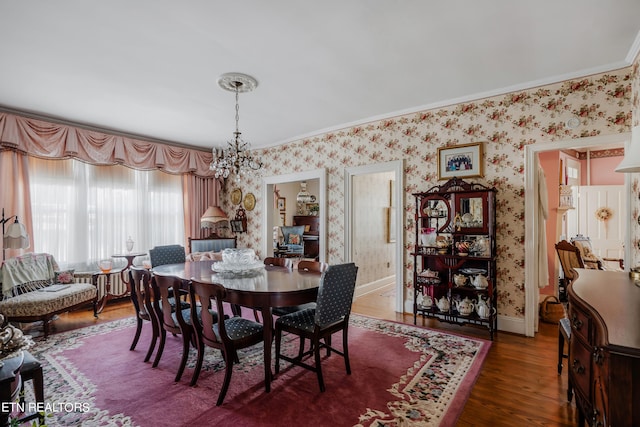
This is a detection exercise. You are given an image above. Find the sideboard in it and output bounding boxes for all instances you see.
[567,268,640,426]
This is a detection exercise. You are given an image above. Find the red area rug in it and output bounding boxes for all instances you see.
[28,314,490,426]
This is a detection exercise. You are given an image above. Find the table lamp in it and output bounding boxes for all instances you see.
[200,206,229,237]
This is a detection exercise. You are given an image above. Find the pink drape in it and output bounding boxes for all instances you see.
[0,112,216,177]
[0,150,32,260]
[182,175,222,245]
[0,112,222,251]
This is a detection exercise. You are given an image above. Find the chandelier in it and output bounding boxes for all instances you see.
[210,73,263,180]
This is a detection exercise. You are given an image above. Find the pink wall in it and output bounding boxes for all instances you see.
[580,155,624,185]
[538,151,560,295]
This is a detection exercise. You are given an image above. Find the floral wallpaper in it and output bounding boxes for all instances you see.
[226,60,639,320]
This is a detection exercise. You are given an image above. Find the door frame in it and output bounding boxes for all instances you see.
[524,132,631,337]
[345,160,404,313]
[262,168,326,262]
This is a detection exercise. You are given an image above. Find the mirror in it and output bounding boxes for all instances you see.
[420,196,450,233]
[459,197,483,228]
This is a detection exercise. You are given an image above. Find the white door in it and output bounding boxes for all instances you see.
[576,185,625,262]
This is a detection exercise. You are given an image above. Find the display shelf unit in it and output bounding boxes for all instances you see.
[412,177,497,340]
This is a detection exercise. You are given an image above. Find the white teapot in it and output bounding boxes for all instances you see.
[455,296,475,316]
[436,296,450,312]
[453,274,467,287]
[475,296,496,319]
[421,294,433,308]
[472,274,489,289]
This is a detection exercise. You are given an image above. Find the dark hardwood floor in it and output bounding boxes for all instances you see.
[32,286,577,426]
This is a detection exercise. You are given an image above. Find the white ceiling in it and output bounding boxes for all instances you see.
[1,1,639,151]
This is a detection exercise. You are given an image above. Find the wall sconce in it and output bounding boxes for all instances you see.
[200,206,229,238]
[2,208,30,261]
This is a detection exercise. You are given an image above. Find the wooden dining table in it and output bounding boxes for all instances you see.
[151,260,322,392]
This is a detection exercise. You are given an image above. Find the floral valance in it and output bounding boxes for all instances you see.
[0,112,216,177]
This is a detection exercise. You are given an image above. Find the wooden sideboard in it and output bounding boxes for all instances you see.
[567,269,640,426]
[292,215,319,259]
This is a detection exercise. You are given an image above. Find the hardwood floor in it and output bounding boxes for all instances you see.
[32,286,577,426]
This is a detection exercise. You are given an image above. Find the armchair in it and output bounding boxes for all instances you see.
[280,226,305,257]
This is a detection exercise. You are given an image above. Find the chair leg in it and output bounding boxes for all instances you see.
[274,329,283,374]
[175,330,190,382]
[314,338,325,392]
[144,318,160,363]
[558,329,565,375]
[130,317,143,351]
[297,337,306,359]
[217,348,235,406]
[190,339,205,387]
[342,328,351,375]
[153,328,166,368]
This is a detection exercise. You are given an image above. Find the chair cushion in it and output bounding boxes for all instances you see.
[0,282,97,317]
[559,317,571,339]
[54,269,75,284]
[288,234,302,245]
[214,316,263,341]
[275,308,316,333]
[272,302,316,317]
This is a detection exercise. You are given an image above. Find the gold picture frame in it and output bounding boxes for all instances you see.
[437,142,484,180]
[230,188,242,205]
[277,197,286,211]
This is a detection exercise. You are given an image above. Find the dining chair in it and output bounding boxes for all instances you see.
[188,279,264,405]
[129,267,159,362]
[558,317,573,402]
[274,262,358,392]
[271,260,327,317]
[151,274,203,382]
[263,257,293,268]
[149,244,186,267]
[555,240,585,301]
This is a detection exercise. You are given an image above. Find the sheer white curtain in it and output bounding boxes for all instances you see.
[28,157,184,271]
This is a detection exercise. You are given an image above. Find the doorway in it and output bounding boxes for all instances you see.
[261,169,326,261]
[346,160,404,313]
[524,132,631,337]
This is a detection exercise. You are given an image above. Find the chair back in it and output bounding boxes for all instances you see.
[263,257,293,268]
[555,240,584,282]
[153,274,186,333]
[315,263,358,328]
[189,280,228,347]
[149,245,186,267]
[129,267,153,320]
[297,260,328,272]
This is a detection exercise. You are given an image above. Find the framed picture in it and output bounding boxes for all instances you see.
[279,212,286,226]
[437,142,484,180]
[277,197,286,211]
[387,207,396,243]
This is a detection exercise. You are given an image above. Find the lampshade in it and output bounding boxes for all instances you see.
[615,125,640,173]
[3,220,30,250]
[200,206,228,228]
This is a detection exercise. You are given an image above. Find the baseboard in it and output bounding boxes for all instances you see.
[354,276,395,299]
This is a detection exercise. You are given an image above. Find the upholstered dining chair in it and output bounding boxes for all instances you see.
[188,279,264,406]
[274,262,358,392]
[149,244,186,267]
[263,257,293,268]
[555,240,584,300]
[129,266,159,362]
[151,274,202,382]
[280,226,305,257]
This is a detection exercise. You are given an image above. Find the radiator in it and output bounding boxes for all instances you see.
[75,271,129,301]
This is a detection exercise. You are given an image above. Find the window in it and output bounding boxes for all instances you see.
[28,157,184,271]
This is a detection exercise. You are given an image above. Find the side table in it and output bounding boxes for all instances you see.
[93,252,145,313]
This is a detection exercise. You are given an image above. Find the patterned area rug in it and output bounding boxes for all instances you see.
[21,314,490,426]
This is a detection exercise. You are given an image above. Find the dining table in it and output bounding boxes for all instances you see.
[151,260,322,392]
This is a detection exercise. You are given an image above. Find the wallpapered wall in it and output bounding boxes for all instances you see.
[228,59,640,319]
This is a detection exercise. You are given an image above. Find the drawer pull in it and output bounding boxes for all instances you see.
[572,359,585,374]
[571,314,583,330]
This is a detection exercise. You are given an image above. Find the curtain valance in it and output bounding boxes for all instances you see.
[0,112,216,177]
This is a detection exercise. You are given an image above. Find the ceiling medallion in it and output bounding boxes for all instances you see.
[210,73,263,181]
